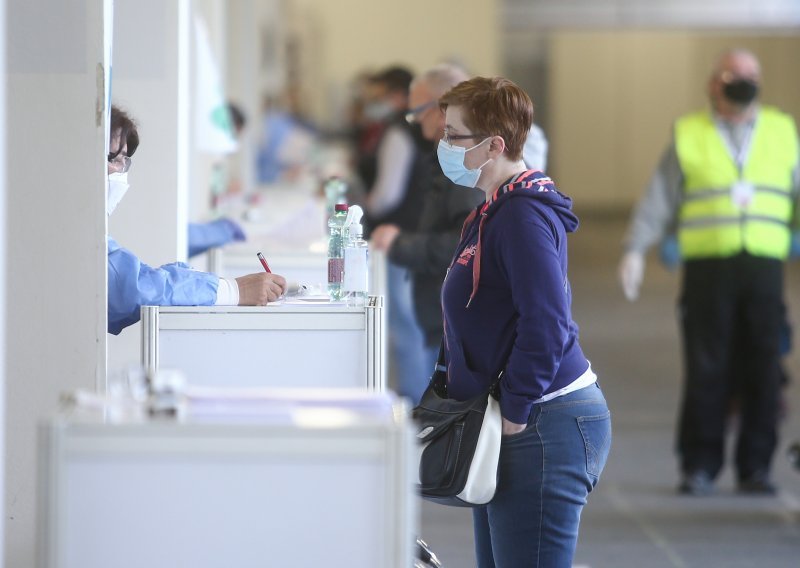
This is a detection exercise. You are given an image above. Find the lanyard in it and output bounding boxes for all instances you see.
[716,116,756,176]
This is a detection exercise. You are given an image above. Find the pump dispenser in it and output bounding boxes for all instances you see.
[343,205,369,306]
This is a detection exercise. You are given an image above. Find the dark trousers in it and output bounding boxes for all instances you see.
[677,253,784,480]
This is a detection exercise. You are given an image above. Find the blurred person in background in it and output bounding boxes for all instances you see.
[107,105,287,335]
[354,65,431,402]
[348,70,390,186]
[370,63,483,403]
[256,88,318,185]
[358,65,428,231]
[438,76,610,567]
[619,48,800,496]
[523,122,548,172]
[187,101,248,258]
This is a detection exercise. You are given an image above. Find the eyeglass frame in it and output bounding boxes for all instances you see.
[441,131,488,145]
[405,100,439,124]
[107,153,132,173]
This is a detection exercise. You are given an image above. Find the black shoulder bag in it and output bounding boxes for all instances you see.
[411,343,502,507]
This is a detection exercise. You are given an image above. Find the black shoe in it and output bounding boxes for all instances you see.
[678,470,714,496]
[737,471,777,495]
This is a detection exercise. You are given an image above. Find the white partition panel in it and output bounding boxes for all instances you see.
[39,404,415,568]
[217,249,328,284]
[141,299,385,390]
[213,248,388,299]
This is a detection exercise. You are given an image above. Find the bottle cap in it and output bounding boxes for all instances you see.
[335,203,349,212]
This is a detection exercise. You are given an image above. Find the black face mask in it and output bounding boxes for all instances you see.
[722,79,759,105]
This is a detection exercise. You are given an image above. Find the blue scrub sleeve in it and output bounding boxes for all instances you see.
[187,218,247,258]
[108,237,219,335]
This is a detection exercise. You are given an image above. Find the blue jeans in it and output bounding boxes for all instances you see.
[473,383,612,568]
[386,261,428,404]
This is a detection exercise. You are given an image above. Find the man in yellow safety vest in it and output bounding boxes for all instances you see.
[619,48,800,496]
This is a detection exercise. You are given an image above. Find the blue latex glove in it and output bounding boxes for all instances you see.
[659,235,681,271]
[187,218,247,257]
[790,231,800,259]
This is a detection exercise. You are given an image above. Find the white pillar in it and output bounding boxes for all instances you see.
[226,0,286,194]
[109,0,190,265]
[107,0,192,371]
[0,0,7,561]
[5,0,109,564]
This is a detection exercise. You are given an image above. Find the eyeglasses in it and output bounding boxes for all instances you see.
[719,70,759,84]
[442,131,486,145]
[405,100,438,124]
[108,154,132,173]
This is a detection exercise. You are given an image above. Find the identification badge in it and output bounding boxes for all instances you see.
[731,180,755,209]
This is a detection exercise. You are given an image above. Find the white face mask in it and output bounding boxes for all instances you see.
[436,137,492,188]
[363,100,394,122]
[107,172,129,215]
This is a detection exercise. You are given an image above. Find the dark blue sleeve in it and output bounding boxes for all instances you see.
[495,203,571,423]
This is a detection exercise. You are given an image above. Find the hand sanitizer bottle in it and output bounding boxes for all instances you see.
[343,205,369,306]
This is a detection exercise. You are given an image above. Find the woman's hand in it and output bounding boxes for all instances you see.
[370,224,401,252]
[502,417,527,436]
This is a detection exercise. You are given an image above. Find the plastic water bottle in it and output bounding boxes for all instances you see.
[327,203,349,300]
[323,177,348,219]
[343,205,369,306]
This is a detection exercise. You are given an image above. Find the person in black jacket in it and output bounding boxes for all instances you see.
[371,64,484,403]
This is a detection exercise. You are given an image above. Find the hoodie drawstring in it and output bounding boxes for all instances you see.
[467,212,488,308]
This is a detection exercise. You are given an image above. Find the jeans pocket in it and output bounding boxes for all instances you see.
[501,423,530,441]
[577,411,612,478]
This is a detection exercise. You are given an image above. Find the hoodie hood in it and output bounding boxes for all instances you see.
[456,169,579,307]
[483,169,579,233]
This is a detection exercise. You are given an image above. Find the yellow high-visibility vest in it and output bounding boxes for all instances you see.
[675,106,798,260]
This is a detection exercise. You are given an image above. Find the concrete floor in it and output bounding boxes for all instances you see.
[418,214,800,567]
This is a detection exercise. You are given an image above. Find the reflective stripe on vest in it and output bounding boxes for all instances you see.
[675,107,798,260]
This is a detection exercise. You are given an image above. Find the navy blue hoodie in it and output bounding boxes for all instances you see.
[441,169,590,424]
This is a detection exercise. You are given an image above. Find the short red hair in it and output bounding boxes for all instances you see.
[439,76,533,161]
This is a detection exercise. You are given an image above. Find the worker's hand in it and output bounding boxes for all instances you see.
[619,251,645,302]
[502,417,527,436]
[235,273,287,305]
[370,224,401,251]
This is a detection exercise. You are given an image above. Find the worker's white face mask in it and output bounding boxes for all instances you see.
[107,172,129,216]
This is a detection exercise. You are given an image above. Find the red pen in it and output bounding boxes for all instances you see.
[256,252,272,273]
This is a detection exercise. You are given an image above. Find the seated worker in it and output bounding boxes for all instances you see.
[107,105,286,335]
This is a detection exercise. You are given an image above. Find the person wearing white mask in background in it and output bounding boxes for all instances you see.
[370,64,484,403]
[106,105,287,335]
[353,66,432,407]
